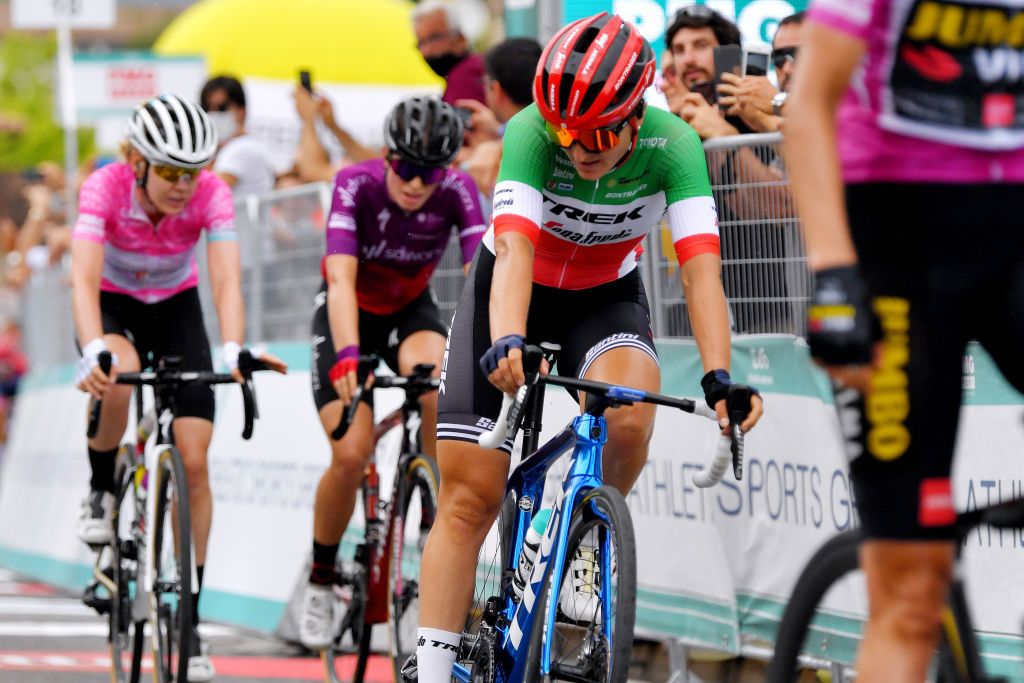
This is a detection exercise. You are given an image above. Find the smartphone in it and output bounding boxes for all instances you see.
[744,46,771,77]
[299,69,313,93]
[455,107,473,130]
[713,45,743,86]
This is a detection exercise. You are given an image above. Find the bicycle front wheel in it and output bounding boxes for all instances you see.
[767,531,864,683]
[110,446,144,683]
[150,447,193,683]
[387,454,440,681]
[524,485,637,683]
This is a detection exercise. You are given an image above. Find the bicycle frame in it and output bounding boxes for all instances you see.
[451,409,613,682]
[357,380,430,626]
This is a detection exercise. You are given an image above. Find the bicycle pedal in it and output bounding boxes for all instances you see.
[82,583,111,615]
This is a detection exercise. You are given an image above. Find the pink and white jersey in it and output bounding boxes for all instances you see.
[72,163,236,303]
[809,0,1024,182]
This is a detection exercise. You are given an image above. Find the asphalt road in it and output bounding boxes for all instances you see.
[0,567,392,682]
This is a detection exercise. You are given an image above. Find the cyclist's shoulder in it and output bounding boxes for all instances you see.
[503,104,555,151]
[78,163,133,209]
[330,159,385,207]
[438,167,481,210]
[189,170,234,218]
[637,106,703,158]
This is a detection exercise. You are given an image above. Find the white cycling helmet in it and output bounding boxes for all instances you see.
[126,94,218,169]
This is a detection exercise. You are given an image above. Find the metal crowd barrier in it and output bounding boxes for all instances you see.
[20,132,808,368]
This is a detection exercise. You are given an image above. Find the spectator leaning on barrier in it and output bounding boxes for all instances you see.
[293,86,378,184]
[412,0,486,106]
[716,11,806,133]
[458,37,543,197]
[200,76,277,197]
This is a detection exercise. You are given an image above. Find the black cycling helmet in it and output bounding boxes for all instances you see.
[383,95,464,167]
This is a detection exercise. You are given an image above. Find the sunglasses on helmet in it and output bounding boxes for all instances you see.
[388,157,447,185]
[770,46,798,70]
[673,4,715,21]
[151,164,198,184]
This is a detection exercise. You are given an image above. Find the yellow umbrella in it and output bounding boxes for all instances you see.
[153,0,444,87]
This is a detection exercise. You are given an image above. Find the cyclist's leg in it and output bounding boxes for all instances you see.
[159,289,217,570]
[845,184,967,682]
[397,330,445,457]
[393,291,448,457]
[557,274,660,495]
[579,347,658,495]
[79,291,143,544]
[312,400,375,548]
[420,249,510,681]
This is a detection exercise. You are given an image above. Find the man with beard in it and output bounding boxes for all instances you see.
[412,0,486,107]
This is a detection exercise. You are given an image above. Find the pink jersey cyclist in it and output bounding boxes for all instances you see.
[809,0,1024,182]
[73,163,237,304]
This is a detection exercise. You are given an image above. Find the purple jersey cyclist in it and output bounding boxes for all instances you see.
[300,96,485,650]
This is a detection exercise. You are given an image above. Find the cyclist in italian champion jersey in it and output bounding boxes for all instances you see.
[299,96,486,650]
[71,94,286,682]
[412,14,763,681]
[784,0,1024,679]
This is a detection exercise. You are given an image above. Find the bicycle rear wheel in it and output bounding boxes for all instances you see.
[109,446,144,683]
[524,485,637,683]
[387,454,440,680]
[150,446,193,683]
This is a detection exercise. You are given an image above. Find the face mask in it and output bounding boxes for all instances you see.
[208,111,237,143]
[424,52,465,78]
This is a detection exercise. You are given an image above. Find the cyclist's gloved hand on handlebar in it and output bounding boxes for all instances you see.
[221,341,289,382]
[701,369,764,434]
[808,265,875,366]
[76,338,117,400]
[480,334,527,395]
[329,345,362,406]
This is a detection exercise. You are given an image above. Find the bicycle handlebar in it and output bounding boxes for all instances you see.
[86,352,113,439]
[477,345,752,486]
[330,356,439,441]
[86,349,268,441]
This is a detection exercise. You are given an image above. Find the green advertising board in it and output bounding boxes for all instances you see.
[507,0,808,54]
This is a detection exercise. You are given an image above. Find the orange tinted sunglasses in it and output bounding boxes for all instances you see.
[544,121,628,153]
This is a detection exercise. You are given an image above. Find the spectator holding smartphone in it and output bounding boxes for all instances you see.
[716,12,806,132]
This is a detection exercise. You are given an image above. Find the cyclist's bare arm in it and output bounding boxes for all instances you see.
[489,231,535,393]
[70,239,113,398]
[207,238,247,377]
[681,252,763,431]
[325,253,361,405]
[782,23,865,271]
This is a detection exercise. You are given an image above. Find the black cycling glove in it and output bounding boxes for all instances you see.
[807,265,874,365]
[479,334,526,376]
[701,369,760,411]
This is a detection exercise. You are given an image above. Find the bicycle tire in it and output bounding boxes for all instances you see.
[523,485,637,683]
[767,530,987,683]
[109,445,143,683]
[387,454,440,682]
[150,446,193,683]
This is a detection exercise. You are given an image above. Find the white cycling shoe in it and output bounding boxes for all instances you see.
[187,629,215,682]
[77,490,114,547]
[299,583,335,651]
[558,543,600,624]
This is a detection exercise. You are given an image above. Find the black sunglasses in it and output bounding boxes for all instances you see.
[771,46,798,70]
[673,4,715,21]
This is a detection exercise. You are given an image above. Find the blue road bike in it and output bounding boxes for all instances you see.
[435,344,749,683]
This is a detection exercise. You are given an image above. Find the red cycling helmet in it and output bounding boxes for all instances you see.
[534,12,656,131]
